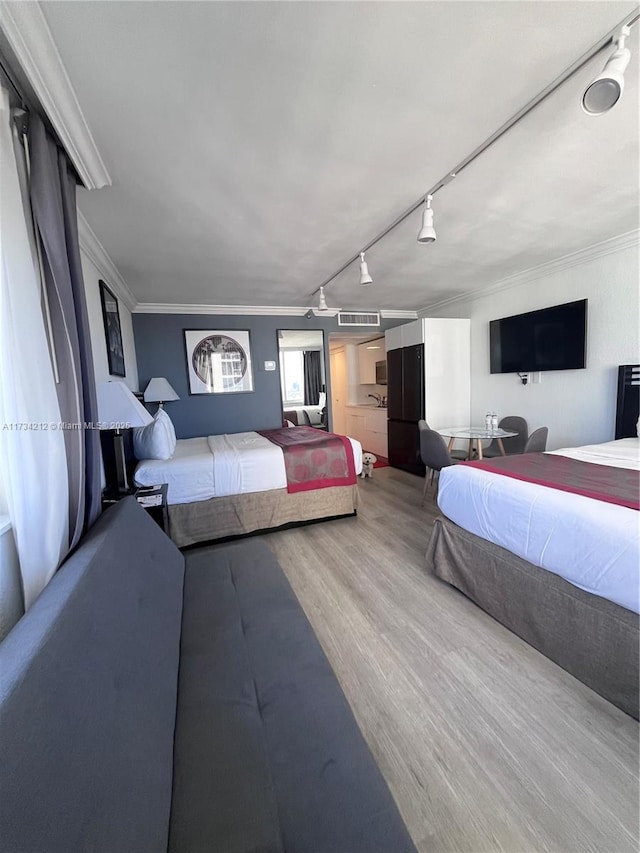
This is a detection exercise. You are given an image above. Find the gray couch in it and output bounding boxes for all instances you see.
[0,498,416,853]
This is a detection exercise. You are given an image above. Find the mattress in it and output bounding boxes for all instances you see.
[136,431,362,505]
[437,438,640,613]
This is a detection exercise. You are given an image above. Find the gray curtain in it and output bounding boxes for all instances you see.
[27,114,101,547]
[303,350,322,406]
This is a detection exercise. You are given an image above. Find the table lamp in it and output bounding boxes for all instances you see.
[143,377,179,408]
[97,381,153,493]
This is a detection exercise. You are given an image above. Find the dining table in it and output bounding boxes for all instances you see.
[438,426,519,460]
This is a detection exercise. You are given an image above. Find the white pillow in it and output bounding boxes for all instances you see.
[162,408,177,448]
[133,408,176,460]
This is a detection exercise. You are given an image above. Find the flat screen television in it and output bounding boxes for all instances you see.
[490,299,587,374]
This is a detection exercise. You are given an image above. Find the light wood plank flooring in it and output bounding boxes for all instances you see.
[265,467,639,853]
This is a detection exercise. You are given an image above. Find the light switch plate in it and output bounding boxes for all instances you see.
[264,361,276,371]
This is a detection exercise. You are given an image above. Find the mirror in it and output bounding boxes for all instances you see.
[277,330,327,430]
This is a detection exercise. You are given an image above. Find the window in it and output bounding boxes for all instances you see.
[280,350,304,405]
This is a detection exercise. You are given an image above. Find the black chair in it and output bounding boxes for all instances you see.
[419,419,467,461]
[523,426,548,453]
[483,415,529,457]
[419,428,457,503]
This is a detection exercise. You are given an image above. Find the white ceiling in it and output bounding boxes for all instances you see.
[40,1,639,311]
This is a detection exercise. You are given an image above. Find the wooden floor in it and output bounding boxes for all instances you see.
[265,467,639,853]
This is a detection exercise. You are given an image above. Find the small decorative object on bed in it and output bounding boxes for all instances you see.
[99,281,125,377]
[184,329,253,394]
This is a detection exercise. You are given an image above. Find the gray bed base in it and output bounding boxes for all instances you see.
[425,516,639,720]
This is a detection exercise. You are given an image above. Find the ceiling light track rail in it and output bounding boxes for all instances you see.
[313,10,639,297]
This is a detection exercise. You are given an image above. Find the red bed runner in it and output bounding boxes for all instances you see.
[258,426,357,494]
[462,453,639,510]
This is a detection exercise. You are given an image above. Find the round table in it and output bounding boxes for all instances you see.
[438,427,519,460]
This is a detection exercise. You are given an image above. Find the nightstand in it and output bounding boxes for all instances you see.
[102,484,169,535]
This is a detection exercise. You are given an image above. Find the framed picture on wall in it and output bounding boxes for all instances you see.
[99,281,125,377]
[184,329,254,394]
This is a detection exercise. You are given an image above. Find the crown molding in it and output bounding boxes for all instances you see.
[0,1,110,189]
[135,303,317,316]
[134,302,415,317]
[77,211,137,312]
[419,230,640,315]
[380,309,418,319]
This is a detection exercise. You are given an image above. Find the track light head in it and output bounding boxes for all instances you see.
[359,252,373,286]
[582,26,631,115]
[417,194,437,243]
[317,286,328,312]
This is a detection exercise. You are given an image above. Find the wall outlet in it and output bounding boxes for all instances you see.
[264,361,276,371]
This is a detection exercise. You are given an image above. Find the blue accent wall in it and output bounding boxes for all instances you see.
[133,313,404,438]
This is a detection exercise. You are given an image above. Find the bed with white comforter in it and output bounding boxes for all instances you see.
[437,438,639,612]
[135,431,363,505]
[429,437,640,718]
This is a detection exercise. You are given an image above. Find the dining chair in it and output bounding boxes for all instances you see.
[419,419,467,461]
[483,415,529,457]
[523,426,549,453]
[419,428,457,504]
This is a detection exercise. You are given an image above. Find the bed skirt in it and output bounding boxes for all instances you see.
[425,517,639,719]
[168,484,359,548]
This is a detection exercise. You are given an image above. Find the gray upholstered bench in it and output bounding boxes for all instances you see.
[0,498,416,853]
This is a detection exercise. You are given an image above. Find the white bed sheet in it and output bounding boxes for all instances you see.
[136,431,363,505]
[135,437,214,505]
[437,439,640,613]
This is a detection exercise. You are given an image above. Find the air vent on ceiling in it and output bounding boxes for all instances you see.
[337,311,381,327]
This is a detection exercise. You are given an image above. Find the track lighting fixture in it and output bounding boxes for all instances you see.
[417,195,436,243]
[313,17,637,301]
[317,286,328,312]
[359,252,373,286]
[582,25,631,115]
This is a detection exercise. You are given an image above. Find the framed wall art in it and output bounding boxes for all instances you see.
[99,280,125,377]
[184,329,254,394]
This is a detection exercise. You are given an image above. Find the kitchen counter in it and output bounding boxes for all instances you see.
[345,404,388,411]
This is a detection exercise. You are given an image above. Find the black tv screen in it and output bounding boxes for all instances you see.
[490,299,587,374]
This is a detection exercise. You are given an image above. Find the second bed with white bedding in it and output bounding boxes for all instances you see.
[437,438,640,614]
[136,431,363,505]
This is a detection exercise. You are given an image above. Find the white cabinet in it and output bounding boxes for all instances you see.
[384,325,403,353]
[358,339,384,384]
[423,318,470,429]
[384,318,470,432]
[385,319,422,351]
[346,411,366,442]
[345,406,388,459]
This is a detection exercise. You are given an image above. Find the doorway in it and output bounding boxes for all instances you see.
[329,346,347,435]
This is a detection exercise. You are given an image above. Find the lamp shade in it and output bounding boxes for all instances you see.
[144,377,180,403]
[97,381,153,429]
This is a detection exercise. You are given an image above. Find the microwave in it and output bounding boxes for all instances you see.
[375,360,387,385]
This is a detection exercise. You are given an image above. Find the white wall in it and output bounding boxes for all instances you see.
[81,250,139,391]
[426,242,639,450]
